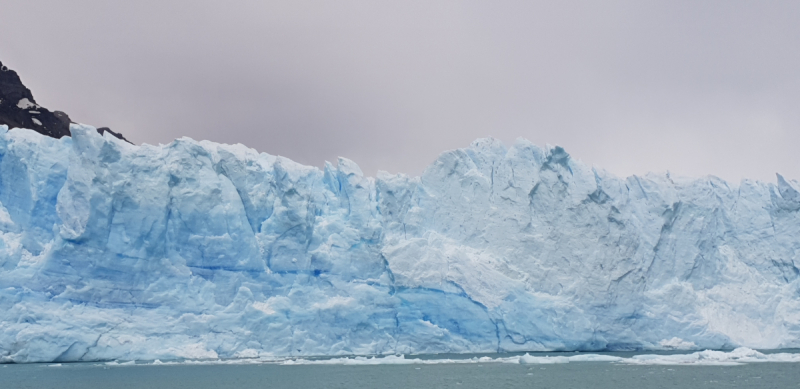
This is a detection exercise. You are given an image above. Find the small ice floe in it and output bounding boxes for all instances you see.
[105,360,136,366]
[623,347,800,366]
[658,337,697,351]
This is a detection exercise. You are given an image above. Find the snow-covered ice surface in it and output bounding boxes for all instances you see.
[2,124,800,363]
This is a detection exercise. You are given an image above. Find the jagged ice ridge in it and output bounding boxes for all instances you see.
[1,124,800,363]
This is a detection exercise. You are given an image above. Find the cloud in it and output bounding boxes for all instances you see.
[1,0,798,181]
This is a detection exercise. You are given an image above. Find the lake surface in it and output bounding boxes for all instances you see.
[3,351,800,389]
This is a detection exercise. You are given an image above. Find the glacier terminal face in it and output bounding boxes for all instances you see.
[1,124,799,363]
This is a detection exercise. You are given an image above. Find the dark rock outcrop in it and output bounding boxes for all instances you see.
[0,61,130,143]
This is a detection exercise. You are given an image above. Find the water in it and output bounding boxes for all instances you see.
[2,352,800,389]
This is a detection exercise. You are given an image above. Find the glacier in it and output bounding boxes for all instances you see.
[1,123,800,363]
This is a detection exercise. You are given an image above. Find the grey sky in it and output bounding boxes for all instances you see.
[2,0,798,182]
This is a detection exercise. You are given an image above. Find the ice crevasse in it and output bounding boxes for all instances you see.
[1,124,800,363]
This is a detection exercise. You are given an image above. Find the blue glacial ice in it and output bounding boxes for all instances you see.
[1,123,800,363]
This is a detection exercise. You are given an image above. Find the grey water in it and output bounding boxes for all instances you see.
[2,353,800,389]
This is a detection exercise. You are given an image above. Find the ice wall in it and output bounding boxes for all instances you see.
[1,124,799,363]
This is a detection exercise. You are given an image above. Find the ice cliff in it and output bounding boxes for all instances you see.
[1,124,800,363]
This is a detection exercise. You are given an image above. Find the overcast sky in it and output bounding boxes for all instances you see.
[2,0,798,182]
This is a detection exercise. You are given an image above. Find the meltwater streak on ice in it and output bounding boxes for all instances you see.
[1,124,800,363]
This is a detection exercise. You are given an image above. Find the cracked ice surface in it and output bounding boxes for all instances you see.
[1,124,800,363]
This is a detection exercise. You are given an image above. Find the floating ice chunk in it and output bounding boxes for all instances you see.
[658,338,698,350]
[622,347,800,366]
[518,354,570,364]
[105,360,135,366]
[564,354,625,362]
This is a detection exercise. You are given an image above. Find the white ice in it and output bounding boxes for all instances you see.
[1,124,800,363]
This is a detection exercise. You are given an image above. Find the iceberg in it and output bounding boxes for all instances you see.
[1,124,800,363]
